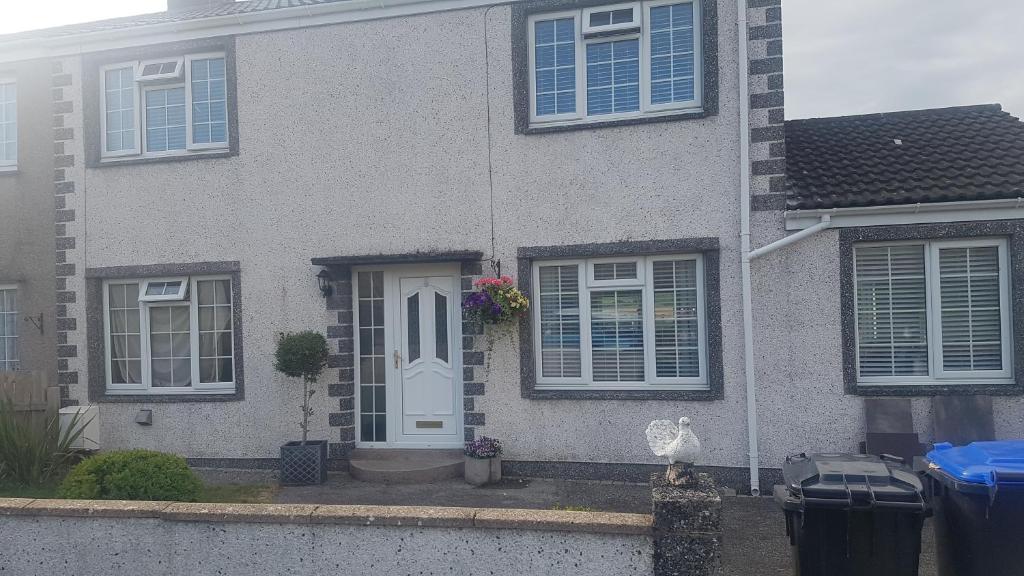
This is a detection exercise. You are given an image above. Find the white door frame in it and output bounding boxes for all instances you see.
[352,263,464,449]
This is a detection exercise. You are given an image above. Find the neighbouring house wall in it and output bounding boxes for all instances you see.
[61,0,762,470]
[0,501,653,576]
[0,59,57,382]
[749,222,1024,472]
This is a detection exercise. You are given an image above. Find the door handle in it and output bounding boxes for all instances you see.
[394,350,401,368]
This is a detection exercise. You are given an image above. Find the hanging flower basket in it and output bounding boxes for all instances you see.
[462,276,529,324]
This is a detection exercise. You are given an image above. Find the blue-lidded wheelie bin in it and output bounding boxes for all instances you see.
[925,441,1024,576]
[774,453,929,576]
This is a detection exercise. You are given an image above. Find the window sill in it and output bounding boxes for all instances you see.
[523,107,708,135]
[850,381,1022,397]
[524,385,721,400]
[96,389,241,403]
[0,165,17,175]
[95,148,233,168]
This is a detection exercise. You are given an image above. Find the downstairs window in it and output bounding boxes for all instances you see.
[103,276,235,394]
[532,254,708,389]
[854,238,1013,387]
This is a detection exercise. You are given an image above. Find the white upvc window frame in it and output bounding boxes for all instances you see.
[135,57,184,82]
[0,283,18,372]
[644,0,703,113]
[532,253,708,390]
[139,277,189,302]
[184,52,231,152]
[0,77,16,171]
[528,10,583,125]
[103,275,235,395]
[100,52,228,161]
[582,2,641,36]
[587,256,645,287]
[528,0,702,128]
[141,82,187,155]
[100,62,142,158]
[854,237,1014,387]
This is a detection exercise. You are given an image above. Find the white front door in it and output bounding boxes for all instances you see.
[397,275,458,443]
[353,264,462,448]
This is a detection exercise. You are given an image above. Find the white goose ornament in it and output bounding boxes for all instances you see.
[646,417,701,484]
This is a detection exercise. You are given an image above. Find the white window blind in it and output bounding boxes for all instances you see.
[0,81,15,167]
[938,246,1003,371]
[854,239,1012,386]
[854,245,929,377]
[652,259,700,378]
[585,38,640,115]
[0,287,18,371]
[534,254,708,389]
[649,2,696,105]
[145,86,186,152]
[533,17,577,117]
[538,265,582,378]
[189,57,227,145]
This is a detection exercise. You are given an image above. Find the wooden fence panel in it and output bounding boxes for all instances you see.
[0,371,58,428]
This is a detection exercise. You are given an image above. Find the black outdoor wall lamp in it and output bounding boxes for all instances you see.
[316,269,333,298]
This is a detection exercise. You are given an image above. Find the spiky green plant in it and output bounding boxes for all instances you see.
[0,396,90,487]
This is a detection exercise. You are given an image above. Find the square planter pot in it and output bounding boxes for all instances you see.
[465,455,502,486]
[280,440,328,486]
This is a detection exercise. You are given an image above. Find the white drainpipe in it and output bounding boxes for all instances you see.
[736,0,834,497]
[736,0,760,497]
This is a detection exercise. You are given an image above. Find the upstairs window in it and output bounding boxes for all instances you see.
[528,0,701,126]
[854,239,1013,386]
[0,80,15,170]
[101,53,228,159]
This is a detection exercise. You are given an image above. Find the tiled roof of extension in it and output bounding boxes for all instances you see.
[0,0,350,41]
[784,104,1024,210]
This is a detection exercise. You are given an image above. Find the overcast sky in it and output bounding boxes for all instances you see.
[1,0,1021,120]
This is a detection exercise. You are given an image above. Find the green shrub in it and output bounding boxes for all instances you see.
[0,395,89,487]
[59,449,201,502]
[274,331,329,443]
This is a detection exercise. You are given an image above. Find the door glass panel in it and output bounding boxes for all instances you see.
[407,292,420,362]
[435,292,449,362]
[357,271,386,442]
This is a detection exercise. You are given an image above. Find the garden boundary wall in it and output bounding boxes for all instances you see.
[0,499,654,576]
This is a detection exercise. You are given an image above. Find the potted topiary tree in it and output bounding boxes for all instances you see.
[274,331,330,486]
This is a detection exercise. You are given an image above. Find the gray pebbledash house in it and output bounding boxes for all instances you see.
[0,0,1022,493]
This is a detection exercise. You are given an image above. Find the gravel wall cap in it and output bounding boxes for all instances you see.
[161,503,318,523]
[473,508,654,535]
[20,499,172,518]
[0,498,36,515]
[312,504,477,527]
[0,499,654,534]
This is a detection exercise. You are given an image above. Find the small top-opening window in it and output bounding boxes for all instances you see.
[136,58,184,82]
[589,258,643,286]
[139,278,189,302]
[582,2,640,36]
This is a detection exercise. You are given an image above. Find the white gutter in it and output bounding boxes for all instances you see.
[736,0,759,497]
[784,198,1024,231]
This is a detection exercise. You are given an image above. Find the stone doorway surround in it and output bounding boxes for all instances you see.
[310,251,487,462]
